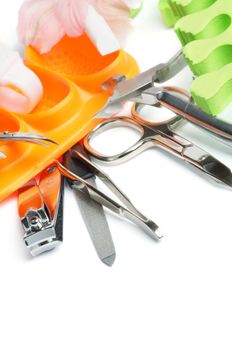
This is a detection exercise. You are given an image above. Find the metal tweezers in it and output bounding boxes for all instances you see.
[98,50,232,146]
[56,150,163,241]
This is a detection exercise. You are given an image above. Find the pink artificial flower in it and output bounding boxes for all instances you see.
[18,0,141,55]
[94,0,140,41]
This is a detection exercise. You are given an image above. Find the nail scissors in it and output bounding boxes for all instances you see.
[0,131,57,158]
[99,50,232,146]
[84,94,232,189]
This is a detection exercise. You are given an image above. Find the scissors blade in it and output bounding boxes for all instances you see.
[181,144,232,187]
[145,113,232,188]
[64,144,116,266]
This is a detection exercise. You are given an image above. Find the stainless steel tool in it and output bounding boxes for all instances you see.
[18,165,64,256]
[84,97,232,189]
[64,144,116,266]
[0,131,57,145]
[56,151,163,241]
[97,50,232,145]
[0,131,57,158]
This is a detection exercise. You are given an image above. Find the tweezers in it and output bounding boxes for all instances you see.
[56,151,163,241]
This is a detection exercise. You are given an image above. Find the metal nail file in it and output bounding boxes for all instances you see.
[64,144,116,266]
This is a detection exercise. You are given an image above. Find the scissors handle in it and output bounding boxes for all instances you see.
[84,87,191,164]
[132,86,189,127]
[84,117,148,164]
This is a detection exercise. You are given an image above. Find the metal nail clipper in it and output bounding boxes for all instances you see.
[18,165,64,256]
[98,50,232,146]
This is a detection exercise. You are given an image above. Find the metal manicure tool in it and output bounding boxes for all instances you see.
[57,149,163,242]
[18,165,64,256]
[0,131,57,158]
[84,92,232,189]
[98,50,232,145]
[64,144,116,266]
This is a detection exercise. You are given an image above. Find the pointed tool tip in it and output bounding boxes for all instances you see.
[156,229,164,240]
[102,253,116,267]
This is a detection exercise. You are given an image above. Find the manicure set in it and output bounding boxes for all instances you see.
[1,0,232,265]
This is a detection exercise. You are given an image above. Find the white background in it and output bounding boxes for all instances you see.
[1,1,232,349]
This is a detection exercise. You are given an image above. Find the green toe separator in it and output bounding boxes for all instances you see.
[159,0,180,27]
[191,64,232,117]
[159,0,216,27]
[159,0,232,115]
[130,1,143,18]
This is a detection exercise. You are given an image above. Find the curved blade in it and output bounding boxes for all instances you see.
[0,132,57,146]
[146,119,232,188]
[182,145,232,187]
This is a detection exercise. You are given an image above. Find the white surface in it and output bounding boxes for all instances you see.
[1,1,232,349]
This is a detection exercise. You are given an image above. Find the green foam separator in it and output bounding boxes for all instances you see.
[159,0,232,116]
[130,1,143,18]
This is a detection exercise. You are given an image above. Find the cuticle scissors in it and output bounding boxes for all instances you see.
[84,89,232,189]
[0,131,57,159]
[98,50,232,147]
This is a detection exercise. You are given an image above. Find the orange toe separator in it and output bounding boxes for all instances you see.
[0,34,139,202]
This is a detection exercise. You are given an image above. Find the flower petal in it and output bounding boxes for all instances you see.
[56,0,86,37]
[17,0,141,54]
[18,0,57,45]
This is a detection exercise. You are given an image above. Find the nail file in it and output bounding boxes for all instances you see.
[64,144,116,266]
